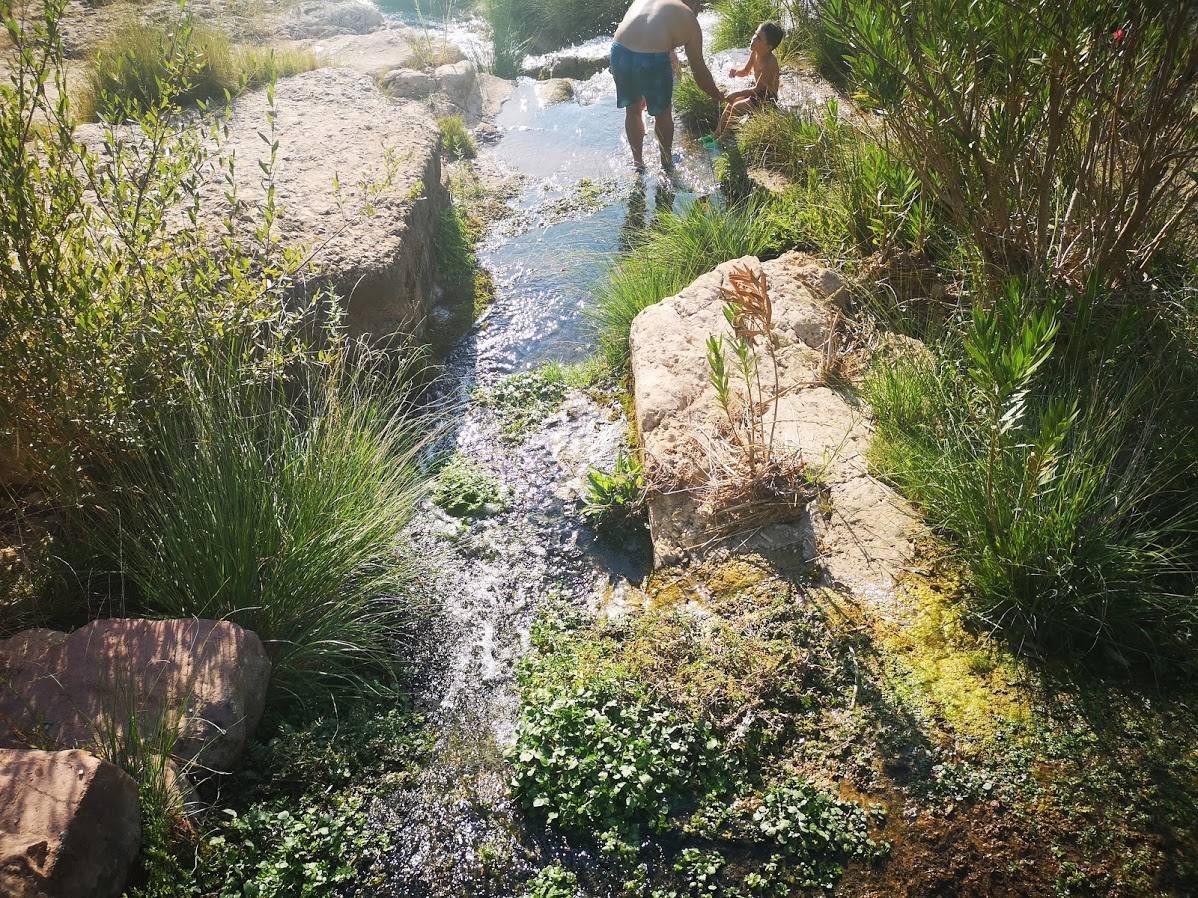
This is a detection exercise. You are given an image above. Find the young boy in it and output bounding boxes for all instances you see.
[713,22,784,138]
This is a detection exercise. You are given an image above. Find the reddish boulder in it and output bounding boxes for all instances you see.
[0,748,140,898]
[0,619,270,772]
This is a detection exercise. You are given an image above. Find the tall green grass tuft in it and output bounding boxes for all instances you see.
[77,352,440,705]
[864,293,1198,666]
[712,0,786,53]
[593,200,772,372]
[87,18,316,117]
[674,74,720,134]
[438,115,477,160]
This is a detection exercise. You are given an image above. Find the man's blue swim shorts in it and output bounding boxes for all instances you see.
[611,42,673,118]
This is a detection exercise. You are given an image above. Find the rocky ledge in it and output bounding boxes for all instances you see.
[210,68,453,344]
[629,252,919,598]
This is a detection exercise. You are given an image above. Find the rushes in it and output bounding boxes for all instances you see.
[77,352,441,706]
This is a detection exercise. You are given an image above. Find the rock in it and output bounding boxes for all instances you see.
[536,78,575,105]
[304,26,462,79]
[628,252,919,595]
[283,0,383,40]
[208,69,452,344]
[434,60,477,107]
[0,619,270,772]
[521,45,611,81]
[382,67,435,99]
[0,748,140,898]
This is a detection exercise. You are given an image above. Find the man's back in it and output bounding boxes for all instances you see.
[614,0,699,54]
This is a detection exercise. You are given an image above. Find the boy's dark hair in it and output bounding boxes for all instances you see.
[760,22,784,49]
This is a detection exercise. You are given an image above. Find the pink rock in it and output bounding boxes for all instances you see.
[0,619,270,772]
[0,748,140,898]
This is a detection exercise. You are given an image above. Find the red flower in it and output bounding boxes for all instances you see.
[1112,28,1126,42]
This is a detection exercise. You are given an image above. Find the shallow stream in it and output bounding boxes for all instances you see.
[371,17,722,898]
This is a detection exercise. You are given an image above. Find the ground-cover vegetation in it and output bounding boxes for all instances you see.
[87,17,316,118]
[510,557,1198,897]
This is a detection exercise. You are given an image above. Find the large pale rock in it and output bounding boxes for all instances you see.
[305,26,463,79]
[629,252,919,596]
[283,0,383,39]
[211,69,452,343]
[522,44,611,81]
[0,619,270,772]
[0,748,140,898]
[382,67,436,99]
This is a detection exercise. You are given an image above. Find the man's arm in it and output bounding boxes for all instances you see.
[682,23,723,102]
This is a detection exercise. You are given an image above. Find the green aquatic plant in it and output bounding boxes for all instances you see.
[433,453,508,516]
[753,778,886,889]
[510,677,725,843]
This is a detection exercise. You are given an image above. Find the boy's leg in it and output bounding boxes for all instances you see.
[625,100,646,171]
[654,108,675,169]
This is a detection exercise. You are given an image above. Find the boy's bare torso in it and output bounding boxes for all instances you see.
[613,0,701,53]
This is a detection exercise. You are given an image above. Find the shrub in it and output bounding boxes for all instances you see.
[674,74,720,133]
[864,291,1198,663]
[74,355,438,704]
[438,114,477,160]
[819,0,1198,291]
[0,2,321,490]
[593,200,772,371]
[510,677,724,842]
[87,17,316,118]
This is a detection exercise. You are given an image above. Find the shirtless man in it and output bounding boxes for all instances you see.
[610,0,723,171]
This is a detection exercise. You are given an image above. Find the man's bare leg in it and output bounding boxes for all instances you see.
[654,107,675,170]
[625,102,646,171]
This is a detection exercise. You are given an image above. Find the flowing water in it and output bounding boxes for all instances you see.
[371,19,722,898]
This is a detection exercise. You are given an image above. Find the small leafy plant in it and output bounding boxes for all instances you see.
[438,115,477,160]
[582,451,646,531]
[475,364,571,441]
[510,678,725,845]
[752,778,887,890]
[706,264,781,477]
